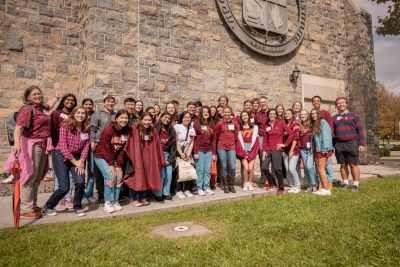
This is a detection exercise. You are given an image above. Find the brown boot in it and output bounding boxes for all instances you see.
[228,176,236,193]
[222,176,229,193]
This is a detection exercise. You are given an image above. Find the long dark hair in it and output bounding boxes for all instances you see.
[135,100,144,117]
[239,111,254,130]
[56,93,77,111]
[199,106,211,125]
[210,105,220,124]
[137,111,154,141]
[155,112,176,145]
[310,108,323,134]
[113,109,130,135]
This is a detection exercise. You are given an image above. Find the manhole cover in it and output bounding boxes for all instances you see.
[153,221,211,238]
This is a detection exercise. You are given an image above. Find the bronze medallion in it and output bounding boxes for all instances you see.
[216,0,307,56]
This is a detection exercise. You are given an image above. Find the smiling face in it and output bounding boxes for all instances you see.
[276,105,284,116]
[259,98,268,111]
[312,97,321,109]
[187,104,196,115]
[63,96,76,110]
[252,100,259,111]
[293,102,302,113]
[336,98,348,113]
[244,102,253,113]
[104,99,115,112]
[223,108,231,121]
[27,89,43,105]
[73,108,86,122]
[160,114,171,126]
[124,101,135,115]
[141,115,153,128]
[182,113,191,127]
[241,112,249,123]
[148,108,155,117]
[202,108,210,120]
[166,103,175,115]
[135,101,143,112]
[83,101,93,113]
[219,97,227,107]
[311,110,319,121]
[154,105,160,115]
[210,107,217,117]
[284,110,293,121]
[116,113,129,128]
[268,110,277,122]
[300,110,309,122]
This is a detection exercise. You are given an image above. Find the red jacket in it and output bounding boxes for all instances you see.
[254,110,269,136]
[263,120,294,151]
[93,123,127,167]
[236,126,259,161]
[283,122,301,155]
[213,119,239,151]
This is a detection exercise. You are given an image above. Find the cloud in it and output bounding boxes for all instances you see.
[353,0,400,95]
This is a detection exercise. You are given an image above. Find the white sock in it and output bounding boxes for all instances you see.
[353,181,359,186]
[343,179,349,185]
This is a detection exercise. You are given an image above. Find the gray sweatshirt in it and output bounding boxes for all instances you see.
[90,109,116,143]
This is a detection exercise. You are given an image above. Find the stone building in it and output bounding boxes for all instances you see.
[0,0,379,165]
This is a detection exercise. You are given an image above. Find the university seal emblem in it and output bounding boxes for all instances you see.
[216,0,307,56]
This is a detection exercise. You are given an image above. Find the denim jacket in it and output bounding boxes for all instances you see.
[311,119,333,153]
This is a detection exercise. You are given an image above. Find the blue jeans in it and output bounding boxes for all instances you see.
[283,153,301,188]
[155,151,173,197]
[93,157,122,203]
[45,150,85,210]
[300,148,317,186]
[84,148,95,198]
[326,157,334,183]
[217,149,236,178]
[52,150,73,199]
[195,151,212,191]
[129,189,146,201]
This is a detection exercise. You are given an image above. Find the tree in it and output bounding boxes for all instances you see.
[370,0,400,36]
[377,82,400,141]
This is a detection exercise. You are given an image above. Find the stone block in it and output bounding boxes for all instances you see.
[5,34,23,52]
[95,74,112,87]
[56,64,68,73]
[86,87,106,102]
[105,34,122,44]
[140,78,155,91]
[105,55,124,66]
[114,0,128,11]
[140,25,158,37]
[98,0,113,10]
[122,68,137,82]
[1,64,15,73]
[171,6,187,17]
[116,45,136,57]
[141,5,158,16]
[39,5,54,17]
[16,66,36,79]
[63,30,79,38]
[93,19,115,34]
[159,62,181,76]
[126,11,138,25]
[106,10,124,23]
[156,82,166,92]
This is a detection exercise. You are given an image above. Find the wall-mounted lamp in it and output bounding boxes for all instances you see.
[290,64,300,82]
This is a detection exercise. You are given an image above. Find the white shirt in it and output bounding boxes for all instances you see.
[174,124,196,149]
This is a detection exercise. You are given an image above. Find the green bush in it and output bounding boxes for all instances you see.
[379,147,391,157]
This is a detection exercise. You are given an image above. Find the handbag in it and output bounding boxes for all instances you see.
[176,158,197,182]
[211,160,217,176]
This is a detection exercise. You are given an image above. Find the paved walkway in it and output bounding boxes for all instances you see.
[1,161,399,229]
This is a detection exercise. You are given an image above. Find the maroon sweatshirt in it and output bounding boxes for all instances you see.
[283,122,301,155]
[214,119,239,151]
[193,120,215,154]
[93,123,127,167]
[255,110,269,136]
[263,119,294,151]
[299,125,312,149]
[51,109,70,147]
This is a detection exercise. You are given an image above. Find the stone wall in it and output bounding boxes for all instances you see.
[0,0,379,165]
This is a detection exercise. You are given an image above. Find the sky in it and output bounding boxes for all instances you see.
[355,0,400,95]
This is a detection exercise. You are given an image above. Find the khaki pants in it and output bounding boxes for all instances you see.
[20,145,48,212]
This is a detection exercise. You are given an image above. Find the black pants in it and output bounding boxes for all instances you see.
[262,150,284,190]
[45,150,85,210]
[94,162,104,200]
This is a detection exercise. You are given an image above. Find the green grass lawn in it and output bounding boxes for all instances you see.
[1,177,400,266]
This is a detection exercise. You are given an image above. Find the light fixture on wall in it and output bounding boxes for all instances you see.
[290,64,300,82]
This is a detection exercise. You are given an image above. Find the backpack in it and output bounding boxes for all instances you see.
[5,105,35,146]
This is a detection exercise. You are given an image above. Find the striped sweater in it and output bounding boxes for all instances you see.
[332,111,365,146]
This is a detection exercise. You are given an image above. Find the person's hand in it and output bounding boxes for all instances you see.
[75,167,85,175]
[212,155,216,161]
[262,151,266,161]
[164,160,169,166]
[12,144,21,156]
[109,166,116,177]
[277,143,286,150]
[194,154,199,160]
[359,146,366,153]
[115,167,123,178]
[55,90,61,99]
[74,160,84,168]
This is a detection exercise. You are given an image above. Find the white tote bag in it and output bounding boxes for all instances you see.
[176,158,197,182]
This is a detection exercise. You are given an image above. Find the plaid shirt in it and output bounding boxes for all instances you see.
[55,125,90,161]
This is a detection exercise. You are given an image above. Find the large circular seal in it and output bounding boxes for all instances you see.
[216,0,307,57]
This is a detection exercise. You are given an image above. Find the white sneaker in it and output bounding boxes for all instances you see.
[88,196,97,204]
[81,197,90,205]
[248,183,254,191]
[198,189,206,196]
[243,183,249,191]
[205,189,215,195]
[104,201,115,213]
[113,202,123,211]
[288,187,301,194]
[75,209,86,217]
[313,189,331,196]
[184,191,194,198]
[176,191,186,199]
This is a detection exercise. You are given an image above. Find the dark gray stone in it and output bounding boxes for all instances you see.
[140,25,158,37]
[63,30,79,38]
[93,19,115,34]
[39,5,53,17]
[16,66,36,79]
[5,34,23,52]
[105,34,122,44]
[98,0,113,10]
[56,65,68,73]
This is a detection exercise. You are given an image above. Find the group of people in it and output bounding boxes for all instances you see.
[6,85,366,220]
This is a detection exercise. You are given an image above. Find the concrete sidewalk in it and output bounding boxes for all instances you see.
[1,162,399,229]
